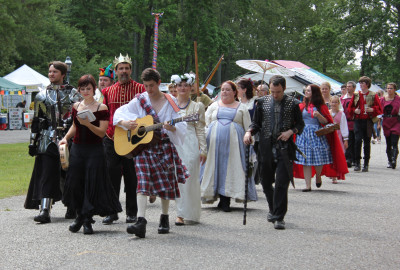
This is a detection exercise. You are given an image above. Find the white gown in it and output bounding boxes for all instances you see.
[174,101,207,223]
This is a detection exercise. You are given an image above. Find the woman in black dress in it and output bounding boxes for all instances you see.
[59,74,121,234]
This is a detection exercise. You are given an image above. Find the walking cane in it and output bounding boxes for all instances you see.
[243,144,250,225]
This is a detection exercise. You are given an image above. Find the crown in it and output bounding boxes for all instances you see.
[113,53,132,67]
[99,64,115,79]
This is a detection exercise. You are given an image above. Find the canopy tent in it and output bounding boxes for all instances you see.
[0,78,26,110]
[356,83,383,92]
[271,60,344,94]
[4,64,50,93]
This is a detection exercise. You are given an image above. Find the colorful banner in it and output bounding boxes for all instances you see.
[151,12,163,70]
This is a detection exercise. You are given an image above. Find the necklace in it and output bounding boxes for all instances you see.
[178,98,191,109]
[82,99,96,108]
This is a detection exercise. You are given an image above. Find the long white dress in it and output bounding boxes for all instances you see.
[201,102,257,203]
[175,101,206,223]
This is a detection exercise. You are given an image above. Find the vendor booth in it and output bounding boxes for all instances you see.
[0,77,27,130]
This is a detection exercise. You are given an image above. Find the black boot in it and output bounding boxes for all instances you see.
[69,213,84,233]
[354,161,361,172]
[65,207,77,219]
[83,216,95,235]
[34,198,52,223]
[218,195,231,212]
[362,159,369,172]
[392,149,398,169]
[127,217,147,238]
[158,214,170,234]
[346,160,353,168]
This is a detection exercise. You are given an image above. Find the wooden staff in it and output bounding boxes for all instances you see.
[201,54,224,93]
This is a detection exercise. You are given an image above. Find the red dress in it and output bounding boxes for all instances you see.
[293,103,349,180]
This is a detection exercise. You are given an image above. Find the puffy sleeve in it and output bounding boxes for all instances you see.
[194,102,207,156]
[205,102,218,126]
[340,112,349,140]
[113,98,145,129]
[240,103,251,131]
[165,108,186,146]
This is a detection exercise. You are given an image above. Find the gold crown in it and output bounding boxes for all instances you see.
[113,53,132,67]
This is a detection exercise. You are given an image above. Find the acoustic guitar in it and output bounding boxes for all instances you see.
[114,113,199,156]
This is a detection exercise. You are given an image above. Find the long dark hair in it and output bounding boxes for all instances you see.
[237,78,254,99]
[304,84,324,109]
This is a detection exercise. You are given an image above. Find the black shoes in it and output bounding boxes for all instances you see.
[69,216,84,233]
[65,207,76,219]
[158,214,170,234]
[354,163,361,172]
[127,217,147,238]
[217,195,231,212]
[302,188,311,192]
[362,164,369,172]
[267,212,274,223]
[34,209,51,224]
[126,215,137,223]
[102,214,118,225]
[387,162,393,168]
[274,220,285,230]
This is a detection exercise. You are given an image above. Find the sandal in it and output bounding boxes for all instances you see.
[175,217,184,226]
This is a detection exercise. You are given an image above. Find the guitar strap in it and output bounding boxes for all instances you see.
[164,93,180,113]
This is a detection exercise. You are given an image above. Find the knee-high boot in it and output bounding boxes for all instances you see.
[34,198,53,223]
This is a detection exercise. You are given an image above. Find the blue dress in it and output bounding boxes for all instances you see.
[295,108,332,166]
[201,102,257,203]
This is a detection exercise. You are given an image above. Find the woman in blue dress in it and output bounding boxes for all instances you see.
[201,81,257,212]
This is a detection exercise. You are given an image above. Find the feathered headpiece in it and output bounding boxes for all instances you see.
[171,73,196,85]
[99,64,115,79]
[113,53,132,67]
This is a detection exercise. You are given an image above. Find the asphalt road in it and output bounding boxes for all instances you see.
[0,130,399,269]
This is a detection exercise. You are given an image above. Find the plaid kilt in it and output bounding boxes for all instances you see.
[134,93,190,200]
[295,124,332,166]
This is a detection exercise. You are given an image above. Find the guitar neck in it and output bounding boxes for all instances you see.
[145,117,185,132]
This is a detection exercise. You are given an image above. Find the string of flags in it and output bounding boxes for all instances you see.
[0,90,26,95]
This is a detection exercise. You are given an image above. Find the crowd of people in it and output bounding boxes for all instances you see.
[24,54,399,234]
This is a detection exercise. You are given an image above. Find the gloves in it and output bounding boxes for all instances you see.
[28,144,38,157]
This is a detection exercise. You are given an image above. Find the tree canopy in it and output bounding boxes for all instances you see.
[1,0,399,87]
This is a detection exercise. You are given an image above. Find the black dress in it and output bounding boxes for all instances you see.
[62,107,122,217]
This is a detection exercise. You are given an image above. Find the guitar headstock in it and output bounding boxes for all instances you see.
[184,113,200,122]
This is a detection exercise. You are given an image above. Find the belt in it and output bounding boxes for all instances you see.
[383,115,395,118]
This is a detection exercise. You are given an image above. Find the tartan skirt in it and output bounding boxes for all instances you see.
[295,124,333,166]
[135,141,189,200]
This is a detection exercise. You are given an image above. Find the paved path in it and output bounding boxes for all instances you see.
[0,129,30,144]
[0,131,399,269]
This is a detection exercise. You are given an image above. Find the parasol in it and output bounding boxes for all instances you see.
[236,60,295,80]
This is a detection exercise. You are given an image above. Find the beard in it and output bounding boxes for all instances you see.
[119,74,130,83]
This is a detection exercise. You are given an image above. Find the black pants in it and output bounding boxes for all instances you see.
[345,130,355,163]
[385,134,399,160]
[354,119,372,163]
[259,150,291,222]
[103,137,138,216]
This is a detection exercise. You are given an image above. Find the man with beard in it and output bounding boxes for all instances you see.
[101,54,145,225]
[95,64,115,103]
[24,61,81,223]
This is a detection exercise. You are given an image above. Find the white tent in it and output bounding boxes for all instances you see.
[4,64,50,93]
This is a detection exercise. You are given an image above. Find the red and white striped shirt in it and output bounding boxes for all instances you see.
[102,79,145,140]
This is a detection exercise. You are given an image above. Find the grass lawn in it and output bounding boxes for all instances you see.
[0,143,34,199]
